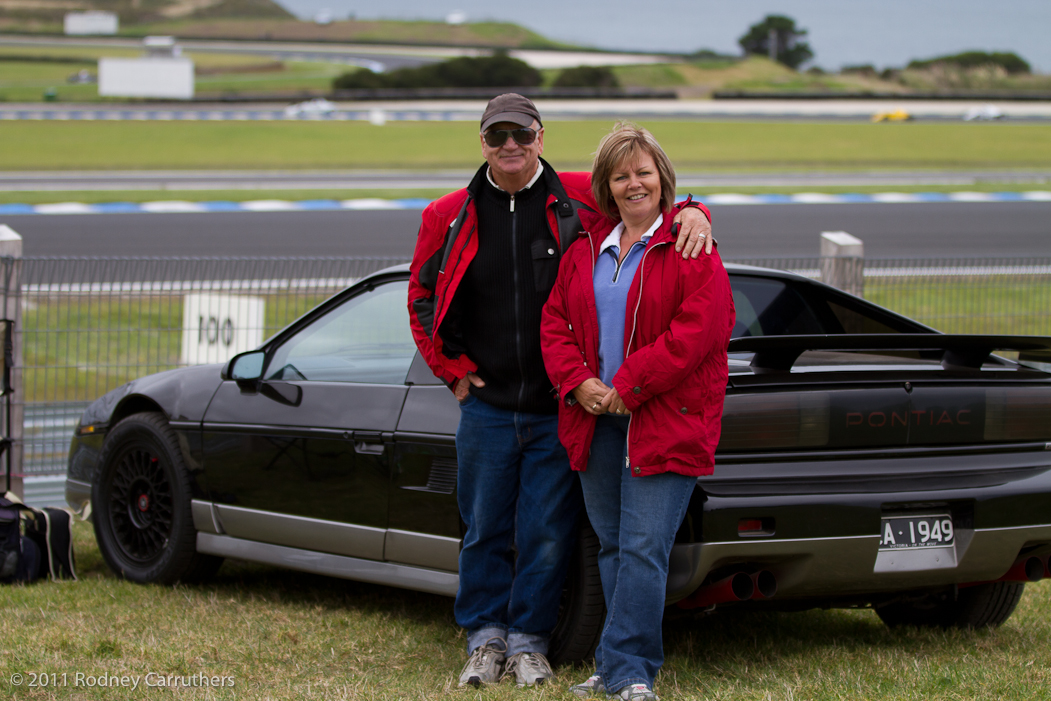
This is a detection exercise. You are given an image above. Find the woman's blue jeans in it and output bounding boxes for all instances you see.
[578,414,697,693]
[455,394,581,657]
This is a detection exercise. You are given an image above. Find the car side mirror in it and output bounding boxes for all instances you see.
[224,350,266,383]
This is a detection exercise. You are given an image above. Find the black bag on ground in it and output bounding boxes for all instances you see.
[0,494,76,583]
[25,506,76,580]
[0,499,22,580]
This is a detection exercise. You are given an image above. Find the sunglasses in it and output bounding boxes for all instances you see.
[483,127,539,148]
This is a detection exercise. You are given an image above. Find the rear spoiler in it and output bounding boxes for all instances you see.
[728,334,1051,372]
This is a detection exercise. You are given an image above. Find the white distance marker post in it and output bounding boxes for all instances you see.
[181,294,265,366]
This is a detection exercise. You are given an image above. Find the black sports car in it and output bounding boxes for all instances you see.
[65,263,1051,663]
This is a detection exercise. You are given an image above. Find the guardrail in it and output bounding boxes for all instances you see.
[3,254,1049,481]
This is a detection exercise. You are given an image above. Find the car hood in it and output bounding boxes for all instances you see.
[79,363,226,427]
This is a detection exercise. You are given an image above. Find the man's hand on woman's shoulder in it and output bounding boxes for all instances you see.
[672,206,715,259]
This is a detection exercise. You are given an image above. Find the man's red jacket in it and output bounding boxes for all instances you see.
[407,161,597,389]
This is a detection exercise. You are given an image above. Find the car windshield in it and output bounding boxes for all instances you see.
[266,279,417,384]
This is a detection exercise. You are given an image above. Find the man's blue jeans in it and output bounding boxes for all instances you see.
[455,394,581,657]
[578,414,697,693]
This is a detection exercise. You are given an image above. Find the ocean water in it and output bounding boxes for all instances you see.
[275,0,1051,73]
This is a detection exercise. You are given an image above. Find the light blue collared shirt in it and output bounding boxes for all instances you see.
[592,215,663,386]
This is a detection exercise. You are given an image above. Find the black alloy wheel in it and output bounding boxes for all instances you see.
[92,412,222,584]
[109,445,174,564]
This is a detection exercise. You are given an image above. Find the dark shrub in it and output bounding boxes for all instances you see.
[332,68,387,90]
[907,51,1030,74]
[841,64,878,77]
[333,51,541,90]
[552,65,620,89]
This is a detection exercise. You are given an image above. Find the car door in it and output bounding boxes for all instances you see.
[201,278,416,561]
[386,352,463,572]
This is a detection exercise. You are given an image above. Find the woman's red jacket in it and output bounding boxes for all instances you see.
[540,208,735,477]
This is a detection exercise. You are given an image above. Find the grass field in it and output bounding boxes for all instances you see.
[2,120,1051,171]
[3,520,1051,700]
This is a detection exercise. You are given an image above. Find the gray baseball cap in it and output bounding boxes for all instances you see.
[480,93,542,131]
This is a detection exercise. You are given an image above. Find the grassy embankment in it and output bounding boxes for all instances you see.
[0,16,572,50]
[125,17,574,49]
[2,520,1051,700]
[0,17,575,103]
[0,45,348,102]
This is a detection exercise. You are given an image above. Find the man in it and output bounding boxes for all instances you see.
[407,94,713,688]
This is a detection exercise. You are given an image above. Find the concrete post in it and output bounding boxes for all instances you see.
[768,28,778,62]
[0,225,22,498]
[820,231,864,297]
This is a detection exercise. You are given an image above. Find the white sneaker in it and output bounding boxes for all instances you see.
[457,638,505,687]
[569,673,606,697]
[616,683,660,700]
[502,651,554,687]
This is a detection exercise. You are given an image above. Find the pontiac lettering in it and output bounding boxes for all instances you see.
[846,409,971,428]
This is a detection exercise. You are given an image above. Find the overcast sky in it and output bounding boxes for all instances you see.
[273,0,1051,72]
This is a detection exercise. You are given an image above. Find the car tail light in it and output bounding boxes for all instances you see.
[738,518,774,536]
[719,392,829,451]
[984,388,1051,441]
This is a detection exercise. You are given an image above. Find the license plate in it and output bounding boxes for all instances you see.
[879,514,955,550]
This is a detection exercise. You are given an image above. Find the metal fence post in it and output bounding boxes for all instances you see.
[0,226,22,498]
[820,231,865,297]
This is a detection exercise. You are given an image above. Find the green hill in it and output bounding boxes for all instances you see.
[0,1,573,50]
[124,18,574,49]
[0,0,292,26]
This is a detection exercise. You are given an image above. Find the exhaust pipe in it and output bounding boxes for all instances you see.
[751,570,777,600]
[677,572,754,610]
[998,556,1044,583]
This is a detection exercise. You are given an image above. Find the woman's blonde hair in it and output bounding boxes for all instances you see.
[591,122,676,220]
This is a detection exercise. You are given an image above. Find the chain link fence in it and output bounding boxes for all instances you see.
[6,255,1051,478]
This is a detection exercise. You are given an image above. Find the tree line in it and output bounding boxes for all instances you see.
[331,15,1033,91]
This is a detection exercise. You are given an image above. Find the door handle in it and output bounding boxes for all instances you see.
[352,431,385,455]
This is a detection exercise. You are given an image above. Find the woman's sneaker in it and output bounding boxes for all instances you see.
[616,683,660,700]
[457,638,506,687]
[569,674,606,697]
[502,651,554,687]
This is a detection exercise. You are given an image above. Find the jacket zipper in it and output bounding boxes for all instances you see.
[435,218,475,341]
[510,193,527,410]
[585,231,600,366]
[608,239,646,283]
[624,240,669,473]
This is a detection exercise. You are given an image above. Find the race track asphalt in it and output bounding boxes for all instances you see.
[0,201,1047,259]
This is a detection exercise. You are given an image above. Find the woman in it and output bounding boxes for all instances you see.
[541,123,734,701]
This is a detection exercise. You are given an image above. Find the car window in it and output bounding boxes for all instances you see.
[266,279,416,384]
[729,276,825,337]
[826,300,903,334]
